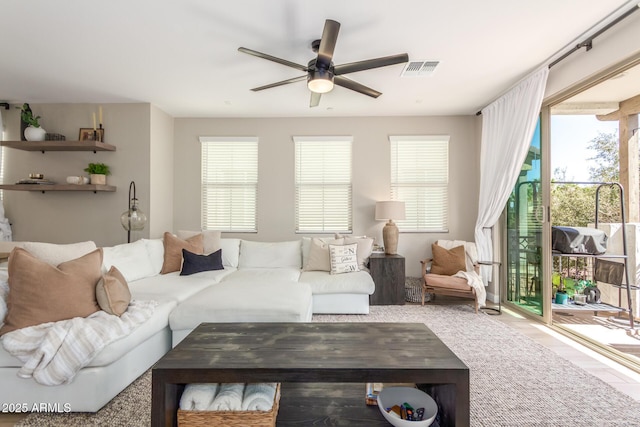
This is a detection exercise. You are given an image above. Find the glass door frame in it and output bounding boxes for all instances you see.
[501,110,553,324]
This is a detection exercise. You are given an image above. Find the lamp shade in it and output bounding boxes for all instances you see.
[120,181,147,243]
[375,201,406,221]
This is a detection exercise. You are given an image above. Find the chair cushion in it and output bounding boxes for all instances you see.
[431,244,466,275]
[424,273,473,292]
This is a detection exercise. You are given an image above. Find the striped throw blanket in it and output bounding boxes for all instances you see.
[1,299,156,386]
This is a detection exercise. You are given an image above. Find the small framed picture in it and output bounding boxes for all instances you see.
[79,128,104,142]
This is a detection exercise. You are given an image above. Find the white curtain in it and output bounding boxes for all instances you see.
[475,67,549,281]
[0,108,3,141]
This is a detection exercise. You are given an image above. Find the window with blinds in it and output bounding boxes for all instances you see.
[294,136,352,233]
[390,135,449,232]
[200,137,258,232]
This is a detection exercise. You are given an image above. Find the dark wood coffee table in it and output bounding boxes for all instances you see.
[152,322,469,427]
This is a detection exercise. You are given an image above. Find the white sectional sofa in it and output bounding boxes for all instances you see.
[0,235,375,412]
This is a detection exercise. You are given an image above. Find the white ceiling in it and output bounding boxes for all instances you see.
[0,0,635,118]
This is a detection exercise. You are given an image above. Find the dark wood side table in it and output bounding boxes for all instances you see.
[369,253,406,305]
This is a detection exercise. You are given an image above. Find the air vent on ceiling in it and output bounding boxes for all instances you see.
[401,60,439,77]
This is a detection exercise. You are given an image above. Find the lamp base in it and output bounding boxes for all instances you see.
[382,220,399,255]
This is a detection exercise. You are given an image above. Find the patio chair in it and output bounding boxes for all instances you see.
[420,240,480,313]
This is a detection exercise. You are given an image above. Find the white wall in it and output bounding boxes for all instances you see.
[149,105,175,238]
[545,10,640,100]
[2,103,152,246]
[173,116,479,277]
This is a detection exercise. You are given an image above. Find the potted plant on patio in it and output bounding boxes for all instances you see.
[84,162,111,185]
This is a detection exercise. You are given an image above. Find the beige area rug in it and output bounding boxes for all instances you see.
[18,304,640,426]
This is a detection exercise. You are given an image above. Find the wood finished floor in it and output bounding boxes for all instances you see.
[1,299,639,426]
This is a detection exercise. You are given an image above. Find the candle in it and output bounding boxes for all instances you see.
[93,113,96,130]
[99,106,103,126]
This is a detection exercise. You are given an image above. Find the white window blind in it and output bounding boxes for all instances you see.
[294,136,352,233]
[200,137,258,232]
[390,135,449,232]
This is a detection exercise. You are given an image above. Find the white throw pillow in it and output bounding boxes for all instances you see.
[343,237,374,270]
[176,230,222,254]
[329,243,360,275]
[220,238,241,268]
[22,241,97,266]
[239,240,301,269]
[102,240,156,282]
[303,238,344,271]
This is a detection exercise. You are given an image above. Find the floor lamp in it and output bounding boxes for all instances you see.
[120,181,147,243]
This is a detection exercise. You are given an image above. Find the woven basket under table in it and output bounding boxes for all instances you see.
[177,384,281,427]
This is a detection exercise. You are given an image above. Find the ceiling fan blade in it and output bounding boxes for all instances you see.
[334,76,381,98]
[334,53,409,75]
[250,75,307,92]
[238,47,308,72]
[317,19,340,67]
[310,92,322,108]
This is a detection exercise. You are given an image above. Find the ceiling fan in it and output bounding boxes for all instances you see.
[238,19,409,107]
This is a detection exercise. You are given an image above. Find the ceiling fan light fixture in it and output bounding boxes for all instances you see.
[307,68,334,93]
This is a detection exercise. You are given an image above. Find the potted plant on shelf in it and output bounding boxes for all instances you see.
[84,162,111,185]
[17,103,46,141]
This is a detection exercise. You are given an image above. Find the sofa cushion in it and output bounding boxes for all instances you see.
[303,238,343,272]
[329,243,359,274]
[176,230,222,254]
[220,238,240,268]
[239,240,301,269]
[180,249,223,276]
[96,266,131,316]
[161,232,204,274]
[0,248,103,335]
[299,271,375,295]
[222,268,301,283]
[128,270,234,304]
[169,281,313,330]
[143,238,164,275]
[431,244,466,276]
[22,241,97,266]
[102,240,156,282]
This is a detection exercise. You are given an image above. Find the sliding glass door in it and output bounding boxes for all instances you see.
[506,119,546,317]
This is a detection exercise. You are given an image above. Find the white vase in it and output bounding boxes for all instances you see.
[24,126,46,141]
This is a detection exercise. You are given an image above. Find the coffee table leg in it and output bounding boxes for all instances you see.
[152,374,180,427]
[417,382,470,427]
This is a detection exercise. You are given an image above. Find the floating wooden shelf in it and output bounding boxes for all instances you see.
[0,140,116,152]
[0,184,116,193]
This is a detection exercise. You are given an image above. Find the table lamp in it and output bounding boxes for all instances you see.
[375,201,405,255]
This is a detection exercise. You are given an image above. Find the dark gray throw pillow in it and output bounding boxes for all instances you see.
[180,248,224,276]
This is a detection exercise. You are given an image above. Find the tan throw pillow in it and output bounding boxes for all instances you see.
[430,244,466,276]
[329,243,360,275]
[303,238,344,271]
[96,266,131,316]
[161,232,204,274]
[0,247,103,336]
[176,230,222,255]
